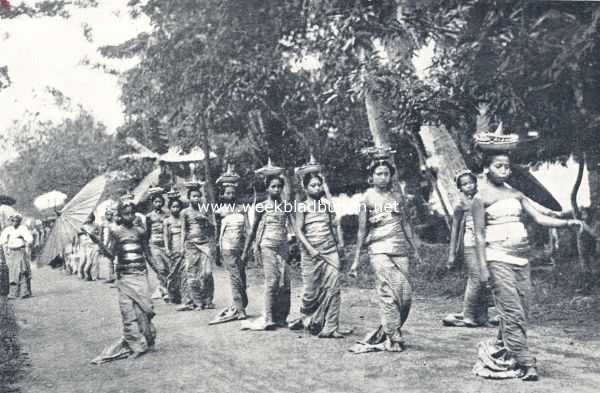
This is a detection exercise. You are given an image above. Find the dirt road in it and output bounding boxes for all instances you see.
[11,264,600,393]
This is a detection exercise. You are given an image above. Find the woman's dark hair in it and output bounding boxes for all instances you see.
[187,187,202,199]
[88,212,95,222]
[455,172,478,189]
[151,194,165,206]
[117,200,135,215]
[302,173,323,189]
[220,184,237,194]
[482,151,511,168]
[168,198,182,209]
[265,175,285,188]
[368,159,396,177]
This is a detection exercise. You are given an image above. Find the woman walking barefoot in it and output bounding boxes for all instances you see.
[145,190,170,302]
[349,157,412,353]
[241,159,299,330]
[89,197,156,364]
[211,165,250,324]
[471,147,583,381]
[443,170,496,328]
[78,213,101,281]
[163,193,184,304]
[177,183,215,311]
[288,158,345,338]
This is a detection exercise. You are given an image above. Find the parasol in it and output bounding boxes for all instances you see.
[132,168,161,204]
[508,165,562,211]
[34,190,68,212]
[159,146,217,163]
[38,174,107,266]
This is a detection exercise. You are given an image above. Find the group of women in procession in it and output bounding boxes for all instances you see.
[47,132,586,382]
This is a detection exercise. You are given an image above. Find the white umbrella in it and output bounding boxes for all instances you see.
[34,191,68,212]
[159,146,217,163]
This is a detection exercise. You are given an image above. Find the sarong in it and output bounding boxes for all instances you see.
[256,243,290,326]
[80,244,100,280]
[463,247,490,323]
[349,255,411,354]
[241,204,288,330]
[473,198,534,378]
[148,244,170,296]
[295,249,340,336]
[97,255,114,281]
[486,262,533,367]
[222,249,248,311]
[182,242,214,307]
[166,252,184,304]
[91,271,156,364]
[444,247,490,326]
[5,247,31,298]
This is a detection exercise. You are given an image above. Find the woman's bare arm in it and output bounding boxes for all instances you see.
[471,196,489,283]
[447,205,464,268]
[350,198,368,276]
[521,197,579,228]
[292,208,319,257]
[242,207,263,260]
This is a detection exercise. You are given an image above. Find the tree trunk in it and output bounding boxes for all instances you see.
[418,124,468,223]
[585,146,600,212]
[364,92,392,148]
[200,115,216,205]
[571,156,584,219]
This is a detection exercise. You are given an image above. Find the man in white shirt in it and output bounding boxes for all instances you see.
[0,213,33,298]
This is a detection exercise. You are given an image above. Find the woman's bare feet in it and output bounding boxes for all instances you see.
[520,366,539,381]
[318,331,345,339]
[175,304,196,311]
[384,337,405,352]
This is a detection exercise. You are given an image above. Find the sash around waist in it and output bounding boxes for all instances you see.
[116,262,146,272]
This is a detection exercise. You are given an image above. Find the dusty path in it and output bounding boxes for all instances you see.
[11,264,600,393]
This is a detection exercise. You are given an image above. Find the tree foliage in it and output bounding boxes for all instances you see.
[110,0,374,194]
[422,1,600,164]
[0,111,115,215]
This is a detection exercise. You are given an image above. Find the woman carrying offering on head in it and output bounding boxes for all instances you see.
[211,165,250,324]
[349,157,411,353]
[89,197,156,364]
[163,193,184,304]
[241,159,298,330]
[288,158,345,338]
[145,190,170,303]
[177,183,215,311]
[471,146,583,381]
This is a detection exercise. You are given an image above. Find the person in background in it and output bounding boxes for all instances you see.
[177,183,215,311]
[78,213,101,281]
[0,213,34,298]
[288,166,345,338]
[443,170,497,328]
[164,195,184,304]
[100,207,117,284]
[145,191,170,302]
[241,166,296,331]
[211,165,250,324]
